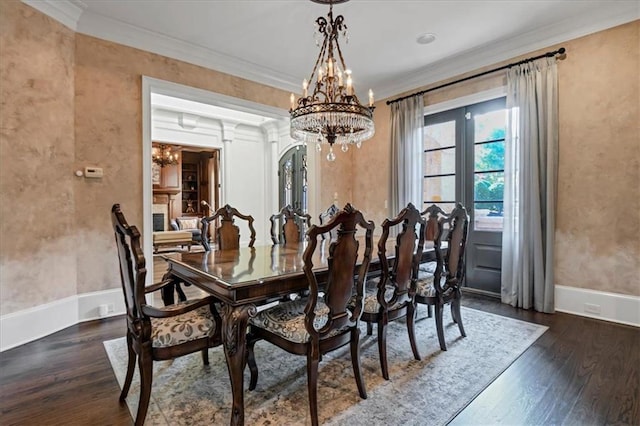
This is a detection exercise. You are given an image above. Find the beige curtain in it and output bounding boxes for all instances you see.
[501,57,558,313]
[390,95,424,217]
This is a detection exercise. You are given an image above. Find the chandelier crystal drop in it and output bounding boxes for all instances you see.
[290,0,375,162]
[152,144,180,167]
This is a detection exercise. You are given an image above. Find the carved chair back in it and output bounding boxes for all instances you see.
[318,204,340,241]
[421,204,448,243]
[377,203,426,309]
[201,204,256,250]
[111,204,147,326]
[303,204,374,340]
[433,203,470,295]
[269,204,312,245]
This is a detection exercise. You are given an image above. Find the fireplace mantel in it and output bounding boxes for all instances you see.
[153,188,180,196]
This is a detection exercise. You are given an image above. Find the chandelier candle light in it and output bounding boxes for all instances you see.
[290,0,375,162]
[152,144,179,167]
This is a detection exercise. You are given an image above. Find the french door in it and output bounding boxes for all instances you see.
[423,97,506,295]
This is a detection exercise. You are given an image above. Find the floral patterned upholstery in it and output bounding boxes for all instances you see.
[150,304,216,348]
[360,279,403,313]
[415,270,450,298]
[249,299,348,344]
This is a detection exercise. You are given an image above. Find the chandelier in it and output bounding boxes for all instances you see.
[152,144,179,167]
[290,0,375,162]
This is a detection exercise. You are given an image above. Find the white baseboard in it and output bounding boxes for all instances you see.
[555,285,640,327]
[3,285,636,351]
[1,295,79,352]
[0,288,125,352]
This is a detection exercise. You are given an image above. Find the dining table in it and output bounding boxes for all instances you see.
[161,238,439,426]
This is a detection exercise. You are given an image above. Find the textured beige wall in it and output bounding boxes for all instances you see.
[0,2,300,313]
[354,20,640,296]
[0,2,77,314]
[73,34,292,295]
[555,22,639,295]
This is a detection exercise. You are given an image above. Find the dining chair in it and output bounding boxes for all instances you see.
[269,204,312,245]
[418,203,448,318]
[415,202,469,351]
[246,204,374,426]
[111,204,223,426]
[358,203,426,380]
[200,204,256,250]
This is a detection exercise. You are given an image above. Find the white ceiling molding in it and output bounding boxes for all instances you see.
[382,4,640,100]
[21,0,84,31]
[74,9,301,94]
[23,1,639,100]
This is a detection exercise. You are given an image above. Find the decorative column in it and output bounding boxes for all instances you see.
[221,122,237,205]
[261,121,281,215]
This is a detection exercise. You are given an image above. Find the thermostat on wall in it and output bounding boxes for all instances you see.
[84,167,103,178]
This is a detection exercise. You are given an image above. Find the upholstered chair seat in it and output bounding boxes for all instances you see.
[351,279,402,314]
[415,273,437,298]
[249,299,348,344]
[150,304,217,348]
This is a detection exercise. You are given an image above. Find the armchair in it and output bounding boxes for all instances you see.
[111,204,222,425]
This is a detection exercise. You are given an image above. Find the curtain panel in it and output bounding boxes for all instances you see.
[390,95,424,216]
[501,57,558,313]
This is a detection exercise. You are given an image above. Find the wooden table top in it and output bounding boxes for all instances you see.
[162,239,437,305]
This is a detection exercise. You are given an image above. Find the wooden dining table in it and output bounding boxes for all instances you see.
[161,238,438,426]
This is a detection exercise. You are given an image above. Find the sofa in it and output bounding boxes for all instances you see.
[171,217,204,245]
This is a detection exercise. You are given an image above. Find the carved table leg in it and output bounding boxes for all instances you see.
[160,272,177,306]
[221,304,257,426]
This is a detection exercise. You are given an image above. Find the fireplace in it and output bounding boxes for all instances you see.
[152,214,165,232]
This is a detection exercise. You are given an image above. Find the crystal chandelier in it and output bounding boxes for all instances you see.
[152,144,179,167]
[290,0,375,162]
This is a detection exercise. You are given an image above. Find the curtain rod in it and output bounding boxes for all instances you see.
[386,47,566,105]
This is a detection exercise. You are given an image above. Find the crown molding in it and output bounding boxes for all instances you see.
[376,3,640,100]
[21,0,84,31]
[75,10,301,94]
[23,0,639,100]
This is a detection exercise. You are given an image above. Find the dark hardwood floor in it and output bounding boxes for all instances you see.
[1,273,638,425]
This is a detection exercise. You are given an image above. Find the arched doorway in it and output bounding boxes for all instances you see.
[278,145,308,212]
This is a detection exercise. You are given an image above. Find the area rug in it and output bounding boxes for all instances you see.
[104,307,547,425]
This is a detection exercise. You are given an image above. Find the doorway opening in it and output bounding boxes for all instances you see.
[142,77,320,284]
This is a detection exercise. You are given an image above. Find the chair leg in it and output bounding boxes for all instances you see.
[366,321,373,336]
[406,302,421,361]
[435,303,447,351]
[350,328,367,399]
[201,348,209,365]
[247,336,259,391]
[307,349,320,426]
[452,298,466,337]
[135,346,153,426]
[119,331,136,401]
[377,317,389,380]
[427,304,433,318]
[175,283,187,303]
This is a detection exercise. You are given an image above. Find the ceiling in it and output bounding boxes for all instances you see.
[26,0,639,100]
